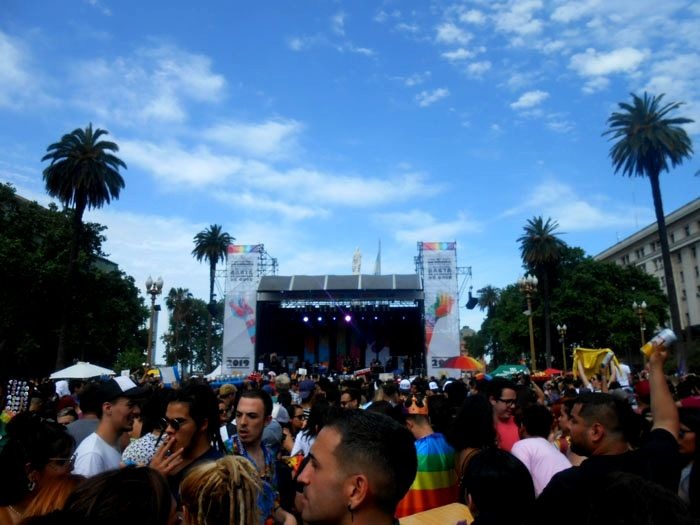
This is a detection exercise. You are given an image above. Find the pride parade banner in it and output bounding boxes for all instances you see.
[420,242,460,378]
[222,245,261,377]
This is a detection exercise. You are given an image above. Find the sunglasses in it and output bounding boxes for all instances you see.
[160,417,189,431]
[498,398,517,406]
[49,455,76,468]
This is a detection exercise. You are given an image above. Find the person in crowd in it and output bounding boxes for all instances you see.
[487,378,520,452]
[66,382,101,447]
[0,413,76,525]
[21,475,82,520]
[536,346,680,524]
[151,382,225,500]
[290,399,334,457]
[63,467,178,525]
[511,404,571,496]
[296,409,417,525]
[262,402,290,458]
[339,388,361,410]
[73,377,146,477]
[281,405,305,455]
[460,448,535,525]
[180,455,262,525]
[229,389,295,524]
[677,406,700,516]
[299,380,315,419]
[218,383,238,419]
[447,394,497,489]
[122,388,168,467]
[395,395,456,518]
[551,397,585,466]
[55,408,77,426]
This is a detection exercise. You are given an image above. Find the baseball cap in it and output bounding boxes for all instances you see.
[300,379,316,400]
[99,377,147,402]
[399,379,411,392]
[272,403,290,424]
[429,381,440,392]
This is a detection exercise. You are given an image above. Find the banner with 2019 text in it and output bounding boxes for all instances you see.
[222,245,261,377]
[420,242,460,378]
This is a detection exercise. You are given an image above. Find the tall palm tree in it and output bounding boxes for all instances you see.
[518,216,566,369]
[42,123,126,369]
[192,224,233,372]
[477,285,501,316]
[604,92,693,371]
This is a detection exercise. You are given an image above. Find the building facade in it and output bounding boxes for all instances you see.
[595,198,700,330]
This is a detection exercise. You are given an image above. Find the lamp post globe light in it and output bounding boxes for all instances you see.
[518,274,539,372]
[633,300,647,348]
[557,324,567,373]
[145,275,164,366]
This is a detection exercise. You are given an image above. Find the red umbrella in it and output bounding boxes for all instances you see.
[441,355,484,371]
[544,368,563,376]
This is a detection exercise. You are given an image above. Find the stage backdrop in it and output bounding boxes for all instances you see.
[420,242,460,378]
[222,245,261,377]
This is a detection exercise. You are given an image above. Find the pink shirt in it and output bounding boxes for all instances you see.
[511,436,572,496]
[495,418,520,452]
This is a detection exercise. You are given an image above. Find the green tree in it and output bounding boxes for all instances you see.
[41,124,127,369]
[0,183,146,377]
[164,287,195,375]
[477,285,501,315]
[192,224,233,372]
[604,92,694,370]
[518,216,567,369]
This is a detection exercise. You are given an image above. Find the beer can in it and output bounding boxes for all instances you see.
[640,328,677,357]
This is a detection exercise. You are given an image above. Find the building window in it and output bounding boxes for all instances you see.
[696,266,699,278]
[650,241,657,252]
[693,245,697,259]
[660,276,665,287]
[682,289,687,301]
[687,312,691,325]
[685,225,691,237]
[678,252,682,263]
[670,232,676,243]
[680,271,684,283]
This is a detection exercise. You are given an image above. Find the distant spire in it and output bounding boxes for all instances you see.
[374,239,381,275]
[352,247,361,275]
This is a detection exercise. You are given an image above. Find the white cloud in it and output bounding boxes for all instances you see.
[402,71,431,87]
[68,44,226,125]
[459,9,487,25]
[494,0,544,36]
[510,90,550,110]
[435,22,472,45]
[213,190,330,221]
[569,47,648,77]
[466,61,492,77]
[331,12,346,36]
[441,48,475,62]
[376,210,481,244]
[0,31,54,110]
[415,88,450,107]
[344,44,375,56]
[582,76,609,94]
[396,22,420,34]
[203,119,303,158]
[551,0,602,23]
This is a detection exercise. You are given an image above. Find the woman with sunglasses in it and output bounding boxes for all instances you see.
[0,413,75,525]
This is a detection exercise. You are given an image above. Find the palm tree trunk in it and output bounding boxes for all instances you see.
[55,205,84,369]
[542,269,552,369]
[206,262,216,373]
[649,172,685,371]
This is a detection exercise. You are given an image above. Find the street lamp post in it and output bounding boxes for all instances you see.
[145,275,164,366]
[632,300,647,348]
[557,324,567,373]
[518,274,539,371]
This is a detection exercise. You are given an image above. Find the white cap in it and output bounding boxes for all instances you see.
[399,379,411,391]
[429,381,439,391]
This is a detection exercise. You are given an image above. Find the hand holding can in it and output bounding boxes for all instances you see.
[640,328,677,357]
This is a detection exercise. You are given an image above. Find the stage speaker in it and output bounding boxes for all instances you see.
[466,291,478,310]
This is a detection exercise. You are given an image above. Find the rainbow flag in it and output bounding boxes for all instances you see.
[421,242,456,251]
[227,244,262,254]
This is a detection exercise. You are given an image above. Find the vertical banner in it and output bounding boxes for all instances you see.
[421,242,460,378]
[222,245,261,377]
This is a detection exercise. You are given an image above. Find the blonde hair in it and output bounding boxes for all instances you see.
[180,456,262,525]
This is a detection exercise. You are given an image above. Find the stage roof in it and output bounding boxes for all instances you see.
[257,274,423,302]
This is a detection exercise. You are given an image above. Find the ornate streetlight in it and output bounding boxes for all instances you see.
[145,275,164,366]
[557,323,567,373]
[632,300,647,348]
[518,274,538,371]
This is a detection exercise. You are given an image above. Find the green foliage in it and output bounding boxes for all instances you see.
[479,248,668,370]
[0,183,147,378]
[113,347,148,375]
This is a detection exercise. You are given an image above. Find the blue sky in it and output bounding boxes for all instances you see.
[2,0,699,358]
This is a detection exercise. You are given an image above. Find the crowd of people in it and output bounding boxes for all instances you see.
[0,343,698,525]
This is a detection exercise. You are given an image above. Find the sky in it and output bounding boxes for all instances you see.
[2,0,699,361]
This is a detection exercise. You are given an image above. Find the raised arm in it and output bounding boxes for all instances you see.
[648,344,679,436]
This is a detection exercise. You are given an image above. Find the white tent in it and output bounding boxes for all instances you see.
[205,364,222,380]
[50,361,116,380]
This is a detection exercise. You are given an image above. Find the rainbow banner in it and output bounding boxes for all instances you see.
[222,245,262,376]
[420,242,460,378]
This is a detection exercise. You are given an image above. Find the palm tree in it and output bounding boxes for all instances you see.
[192,224,233,372]
[518,216,566,369]
[477,285,501,316]
[604,92,693,371]
[42,123,126,369]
